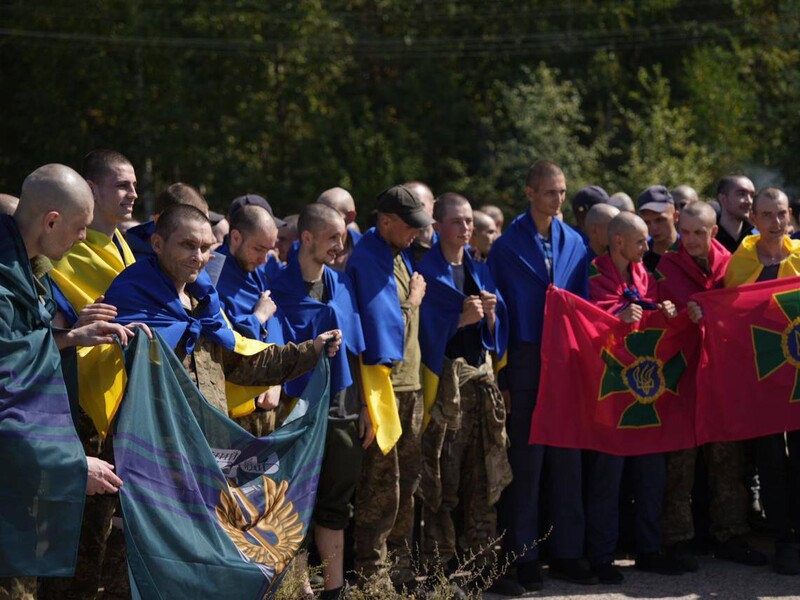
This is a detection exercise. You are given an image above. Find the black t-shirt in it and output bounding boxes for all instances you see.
[445,265,486,368]
[756,263,780,282]
[716,220,754,254]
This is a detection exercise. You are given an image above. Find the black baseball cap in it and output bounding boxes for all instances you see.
[571,185,610,216]
[228,194,287,227]
[376,185,435,228]
[637,185,675,213]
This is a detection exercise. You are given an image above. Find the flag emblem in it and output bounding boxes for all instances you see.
[599,329,686,428]
[751,290,800,401]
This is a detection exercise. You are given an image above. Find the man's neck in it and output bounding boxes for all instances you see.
[529,207,552,237]
[298,248,325,282]
[90,215,118,238]
[441,243,465,266]
[719,211,743,241]
[654,231,678,255]
[610,252,633,284]
[590,241,606,257]
[691,253,711,274]
[756,236,787,264]
[16,218,40,260]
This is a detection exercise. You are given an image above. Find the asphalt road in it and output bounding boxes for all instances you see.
[483,538,800,600]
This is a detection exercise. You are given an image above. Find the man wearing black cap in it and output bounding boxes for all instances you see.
[571,185,610,236]
[346,185,434,590]
[638,185,679,272]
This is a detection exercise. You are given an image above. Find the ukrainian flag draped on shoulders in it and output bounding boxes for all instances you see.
[487,211,588,345]
[0,215,86,577]
[269,253,365,398]
[725,234,800,286]
[215,243,285,344]
[345,227,407,453]
[416,243,508,424]
[655,239,730,310]
[51,227,136,315]
[114,331,330,599]
[94,256,271,430]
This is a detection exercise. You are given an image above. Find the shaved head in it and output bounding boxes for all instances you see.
[317,187,356,224]
[229,204,277,238]
[672,185,699,209]
[0,194,19,216]
[679,201,717,227]
[608,192,635,213]
[585,203,620,229]
[15,164,95,260]
[18,164,93,221]
[472,210,494,231]
[608,212,648,241]
[299,203,345,237]
[404,181,434,215]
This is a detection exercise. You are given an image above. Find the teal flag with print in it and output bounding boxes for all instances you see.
[114,332,329,599]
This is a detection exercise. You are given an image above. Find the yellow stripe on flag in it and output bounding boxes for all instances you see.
[359,359,402,454]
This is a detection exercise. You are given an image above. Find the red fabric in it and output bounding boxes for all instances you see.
[590,253,657,314]
[692,276,800,443]
[530,287,700,455]
[657,240,730,310]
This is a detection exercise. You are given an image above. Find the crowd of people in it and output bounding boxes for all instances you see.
[0,149,799,600]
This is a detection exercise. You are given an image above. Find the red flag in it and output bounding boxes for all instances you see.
[692,276,800,444]
[529,287,700,455]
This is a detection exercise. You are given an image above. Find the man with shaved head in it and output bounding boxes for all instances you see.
[480,204,504,232]
[317,186,362,270]
[405,180,436,267]
[718,187,800,574]
[584,203,620,259]
[655,201,766,571]
[586,211,682,583]
[468,209,499,262]
[271,203,370,600]
[608,192,635,213]
[125,182,209,260]
[0,165,137,598]
[671,185,699,213]
[489,160,592,590]
[0,194,19,216]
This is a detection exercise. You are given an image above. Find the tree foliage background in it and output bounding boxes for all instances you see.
[2,0,799,222]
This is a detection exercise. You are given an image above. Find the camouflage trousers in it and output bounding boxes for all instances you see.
[0,577,36,600]
[353,389,423,584]
[235,408,278,437]
[661,441,749,544]
[420,359,511,569]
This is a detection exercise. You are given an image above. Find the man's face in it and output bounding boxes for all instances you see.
[470,221,498,256]
[640,206,677,245]
[679,214,717,258]
[308,221,345,266]
[381,214,423,249]
[152,220,215,287]
[617,225,650,264]
[44,207,93,261]
[230,227,277,273]
[89,162,137,226]
[752,195,790,243]
[720,178,755,221]
[276,228,298,262]
[526,174,567,219]
[436,203,474,251]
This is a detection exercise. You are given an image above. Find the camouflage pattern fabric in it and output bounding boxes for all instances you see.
[353,390,422,584]
[662,441,749,544]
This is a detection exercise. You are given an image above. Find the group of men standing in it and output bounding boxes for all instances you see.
[1,149,798,600]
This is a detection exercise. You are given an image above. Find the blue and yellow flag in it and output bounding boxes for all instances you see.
[115,332,330,599]
[0,215,86,577]
[416,244,509,426]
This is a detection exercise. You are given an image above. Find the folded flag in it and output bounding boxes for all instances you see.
[529,286,700,455]
[115,332,329,600]
[692,276,800,443]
